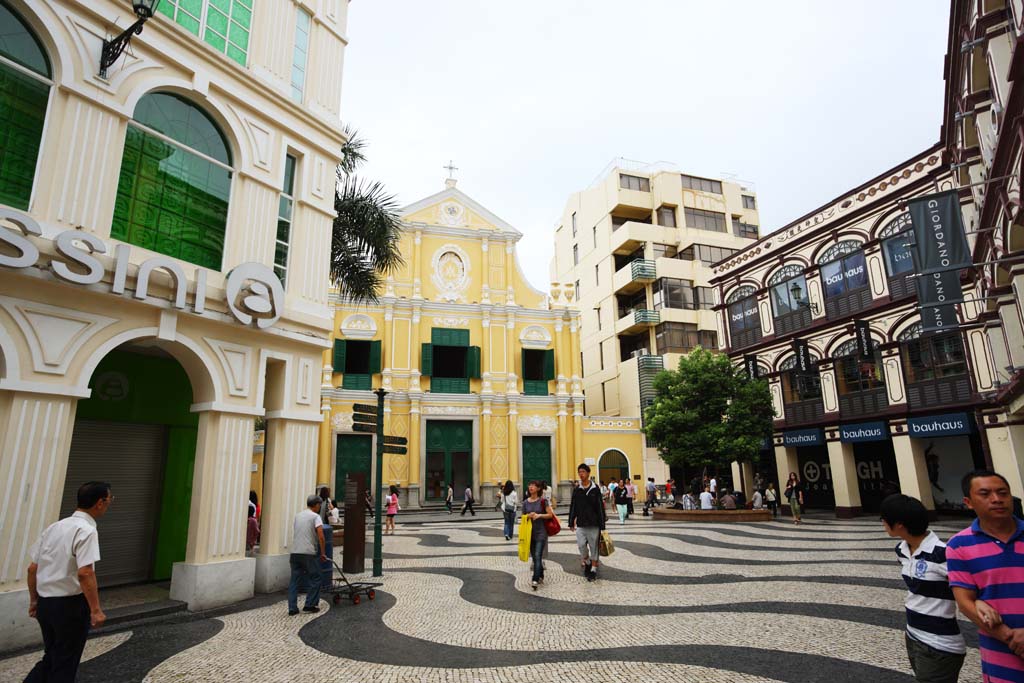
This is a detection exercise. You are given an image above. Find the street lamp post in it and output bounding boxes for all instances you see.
[100,1,163,78]
[372,387,386,577]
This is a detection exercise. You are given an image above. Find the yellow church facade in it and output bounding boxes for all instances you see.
[315,180,644,506]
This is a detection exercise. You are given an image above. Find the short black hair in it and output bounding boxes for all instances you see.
[577,463,591,473]
[879,494,929,536]
[77,481,111,509]
[962,469,1012,497]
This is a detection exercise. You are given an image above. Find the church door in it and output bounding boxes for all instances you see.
[521,436,552,491]
[425,420,473,501]
[335,434,372,502]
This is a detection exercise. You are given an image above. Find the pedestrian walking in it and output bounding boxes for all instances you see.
[765,483,779,518]
[25,482,112,683]
[699,486,714,510]
[709,476,718,497]
[287,495,327,616]
[364,489,374,519]
[246,503,260,554]
[947,469,1024,682]
[645,477,657,512]
[249,490,260,521]
[665,478,674,503]
[600,481,610,511]
[444,482,453,514]
[385,485,400,534]
[568,463,605,582]
[522,481,553,589]
[541,480,555,509]
[880,493,966,683]
[500,480,518,540]
[460,485,476,516]
[613,478,630,524]
[785,472,804,524]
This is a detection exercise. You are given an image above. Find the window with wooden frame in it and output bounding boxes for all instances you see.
[421,328,480,394]
[332,339,382,390]
[522,349,555,395]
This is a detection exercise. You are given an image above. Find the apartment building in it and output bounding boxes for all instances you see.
[551,160,760,483]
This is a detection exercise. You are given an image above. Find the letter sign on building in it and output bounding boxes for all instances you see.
[907,412,972,438]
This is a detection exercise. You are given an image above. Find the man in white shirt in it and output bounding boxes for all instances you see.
[26,481,112,683]
[699,486,715,510]
[287,495,327,616]
[709,477,718,496]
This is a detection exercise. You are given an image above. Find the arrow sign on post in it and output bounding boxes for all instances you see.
[352,423,376,434]
[352,403,377,415]
[382,435,407,446]
[352,413,377,425]
[381,444,407,455]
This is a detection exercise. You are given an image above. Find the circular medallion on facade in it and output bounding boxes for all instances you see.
[439,201,464,226]
[431,244,471,302]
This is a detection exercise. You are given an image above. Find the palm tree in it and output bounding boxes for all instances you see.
[330,125,404,303]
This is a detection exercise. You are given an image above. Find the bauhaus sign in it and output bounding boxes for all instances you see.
[0,207,284,329]
[839,421,888,443]
[907,412,972,438]
[783,428,823,447]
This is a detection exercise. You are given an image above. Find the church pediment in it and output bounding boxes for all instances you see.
[400,184,522,237]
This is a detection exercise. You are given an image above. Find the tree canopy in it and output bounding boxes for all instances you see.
[329,126,404,303]
[643,348,773,470]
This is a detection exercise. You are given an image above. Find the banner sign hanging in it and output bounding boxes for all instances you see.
[854,320,873,359]
[792,339,813,375]
[744,355,760,380]
[916,271,961,332]
[907,190,972,275]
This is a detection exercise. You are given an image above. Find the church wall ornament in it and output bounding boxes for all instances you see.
[517,414,558,434]
[340,313,377,340]
[431,244,471,303]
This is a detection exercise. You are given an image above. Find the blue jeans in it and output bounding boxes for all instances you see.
[503,509,515,538]
[288,553,321,611]
[530,535,546,581]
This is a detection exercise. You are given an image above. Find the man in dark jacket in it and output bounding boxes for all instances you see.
[568,463,606,582]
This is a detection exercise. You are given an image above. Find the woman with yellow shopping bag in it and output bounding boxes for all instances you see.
[520,481,553,589]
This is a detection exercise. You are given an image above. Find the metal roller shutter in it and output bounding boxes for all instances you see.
[60,420,167,587]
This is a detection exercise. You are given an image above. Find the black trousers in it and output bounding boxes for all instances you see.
[25,594,90,683]
[460,501,475,515]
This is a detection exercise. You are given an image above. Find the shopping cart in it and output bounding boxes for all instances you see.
[324,559,382,605]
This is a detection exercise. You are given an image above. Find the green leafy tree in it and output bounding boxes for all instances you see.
[329,125,404,303]
[643,347,773,471]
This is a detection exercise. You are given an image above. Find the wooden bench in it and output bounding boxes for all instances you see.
[652,508,771,522]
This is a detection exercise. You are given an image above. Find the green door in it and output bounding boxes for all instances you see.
[522,436,552,490]
[424,420,473,500]
[335,434,372,502]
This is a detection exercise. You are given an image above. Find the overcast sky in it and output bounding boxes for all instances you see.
[340,1,950,291]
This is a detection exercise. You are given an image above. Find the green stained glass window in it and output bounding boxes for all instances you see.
[112,93,232,270]
[0,2,51,210]
[275,155,297,285]
[158,0,252,66]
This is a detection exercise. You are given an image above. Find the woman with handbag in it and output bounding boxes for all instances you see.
[522,481,553,589]
[500,480,518,541]
[385,485,400,535]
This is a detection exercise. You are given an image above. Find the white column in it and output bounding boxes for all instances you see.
[892,431,935,511]
[0,390,79,651]
[254,417,320,593]
[826,436,862,517]
[170,410,258,610]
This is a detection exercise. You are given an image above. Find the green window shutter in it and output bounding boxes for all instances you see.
[467,346,481,379]
[342,374,371,390]
[543,349,555,380]
[421,343,433,376]
[332,340,347,373]
[453,329,470,347]
[432,328,469,347]
[369,340,382,374]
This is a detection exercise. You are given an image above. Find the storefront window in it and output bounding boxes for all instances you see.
[819,242,868,299]
[112,93,233,270]
[0,2,52,210]
[781,367,822,403]
[834,339,885,394]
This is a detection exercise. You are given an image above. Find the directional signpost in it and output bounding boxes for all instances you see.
[353,393,409,577]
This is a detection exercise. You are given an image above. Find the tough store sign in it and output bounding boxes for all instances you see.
[0,207,283,329]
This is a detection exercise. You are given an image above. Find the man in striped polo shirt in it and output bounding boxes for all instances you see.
[881,493,965,682]
[948,469,1024,682]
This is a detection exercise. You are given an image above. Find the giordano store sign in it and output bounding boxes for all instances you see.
[0,208,284,329]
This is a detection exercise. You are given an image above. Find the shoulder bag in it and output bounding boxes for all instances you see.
[541,499,561,536]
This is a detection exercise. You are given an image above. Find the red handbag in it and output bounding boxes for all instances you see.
[542,499,561,536]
